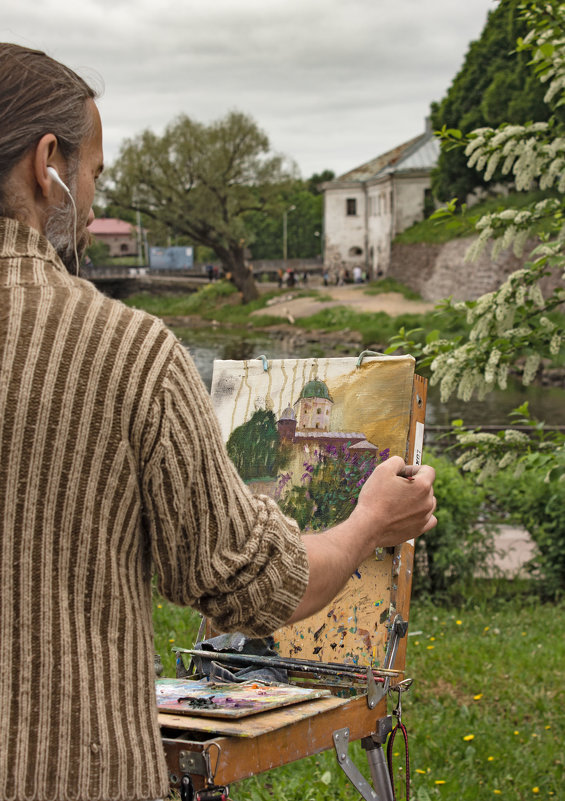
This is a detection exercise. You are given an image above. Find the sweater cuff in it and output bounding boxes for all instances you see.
[196,496,310,637]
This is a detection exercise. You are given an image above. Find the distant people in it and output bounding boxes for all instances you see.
[287,268,296,287]
[353,265,363,283]
[206,263,214,281]
[323,270,329,286]
[302,271,308,286]
[277,267,284,288]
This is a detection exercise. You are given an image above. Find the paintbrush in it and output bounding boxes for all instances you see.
[173,648,403,681]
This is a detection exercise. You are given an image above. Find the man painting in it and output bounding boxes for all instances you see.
[0,43,436,801]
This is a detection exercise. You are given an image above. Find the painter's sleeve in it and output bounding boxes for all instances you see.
[141,340,309,637]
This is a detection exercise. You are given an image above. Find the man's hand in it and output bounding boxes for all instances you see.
[286,455,437,625]
[351,455,437,557]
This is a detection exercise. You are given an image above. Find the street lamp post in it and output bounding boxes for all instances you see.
[283,205,296,270]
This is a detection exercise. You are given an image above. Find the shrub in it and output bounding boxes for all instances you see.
[487,460,565,600]
[413,453,494,601]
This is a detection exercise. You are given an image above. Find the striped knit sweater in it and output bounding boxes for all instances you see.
[0,218,309,801]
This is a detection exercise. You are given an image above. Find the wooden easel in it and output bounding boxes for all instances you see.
[159,359,427,800]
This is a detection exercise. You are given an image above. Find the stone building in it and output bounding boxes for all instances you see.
[322,121,439,279]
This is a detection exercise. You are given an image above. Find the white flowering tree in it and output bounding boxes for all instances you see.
[397,0,565,485]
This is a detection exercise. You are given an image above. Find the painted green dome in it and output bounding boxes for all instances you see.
[299,379,332,401]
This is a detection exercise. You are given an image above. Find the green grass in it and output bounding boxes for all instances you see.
[125,281,295,328]
[153,594,565,800]
[295,307,446,349]
[363,277,423,300]
[395,189,560,245]
[123,280,468,352]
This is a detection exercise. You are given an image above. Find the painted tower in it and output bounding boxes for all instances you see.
[277,406,297,443]
[293,379,333,431]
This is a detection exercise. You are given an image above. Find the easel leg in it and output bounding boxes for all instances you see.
[361,737,394,801]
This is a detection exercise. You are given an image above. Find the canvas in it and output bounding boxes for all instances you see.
[210,354,425,672]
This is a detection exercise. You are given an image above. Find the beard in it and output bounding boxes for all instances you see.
[44,178,90,274]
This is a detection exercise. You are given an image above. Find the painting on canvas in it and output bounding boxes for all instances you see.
[210,354,420,668]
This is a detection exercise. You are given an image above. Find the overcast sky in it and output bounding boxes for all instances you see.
[3,0,496,178]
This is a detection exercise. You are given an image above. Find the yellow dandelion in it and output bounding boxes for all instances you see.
[435,780,446,785]
[169,638,175,643]
[157,604,162,609]
[463,734,475,742]
[522,632,526,636]
[416,769,426,775]
[514,730,519,735]
[430,636,436,642]
[533,788,540,794]
[427,645,435,650]
[484,626,490,632]
[545,725,551,730]
[494,791,502,795]
[456,620,462,625]
[414,640,420,646]
[488,756,494,762]
[474,693,483,700]
[532,733,538,738]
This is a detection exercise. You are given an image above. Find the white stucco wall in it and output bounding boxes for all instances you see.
[393,173,431,236]
[367,179,393,276]
[323,186,367,271]
[323,169,433,277]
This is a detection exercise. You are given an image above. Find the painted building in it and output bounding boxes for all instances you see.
[277,379,377,457]
[88,218,139,257]
[322,121,439,278]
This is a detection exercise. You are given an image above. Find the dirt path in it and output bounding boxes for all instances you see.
[254,285,436,321]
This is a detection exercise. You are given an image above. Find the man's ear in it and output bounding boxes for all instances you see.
[34,134,61,198]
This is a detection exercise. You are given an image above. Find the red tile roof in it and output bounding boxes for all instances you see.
[89,218,134,235]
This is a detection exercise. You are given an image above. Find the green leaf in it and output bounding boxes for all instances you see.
[425,329,440,344]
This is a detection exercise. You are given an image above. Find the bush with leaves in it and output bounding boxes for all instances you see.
[412,453,494,602]
[391,2,565,597]
[486,445,565,599]
[392,3,564,469]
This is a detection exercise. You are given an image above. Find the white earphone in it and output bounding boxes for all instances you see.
[47,165,71,195]
[47,166,79,275]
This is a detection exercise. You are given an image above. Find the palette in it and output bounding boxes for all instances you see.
[156,677,331,719]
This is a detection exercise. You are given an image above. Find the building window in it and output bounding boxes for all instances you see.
[346,198,357,216]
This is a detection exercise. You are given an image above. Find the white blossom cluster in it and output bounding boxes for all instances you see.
[427,260,562,401]
[464,198,562,262]
[523,3,565,106]
[428,3,565,478]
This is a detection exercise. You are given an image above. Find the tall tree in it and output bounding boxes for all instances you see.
[105,111,296,302]
[431,0,555,201]
[247,182,324,261]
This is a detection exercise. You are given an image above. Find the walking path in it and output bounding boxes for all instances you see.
[491,525,535,577]
[256,284,435,322]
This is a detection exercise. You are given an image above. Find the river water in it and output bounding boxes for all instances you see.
[174,326,565,429]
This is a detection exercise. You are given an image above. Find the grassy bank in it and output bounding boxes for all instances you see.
[153,594,564,800]
[395,189,559,245]
[124,279,465,351]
